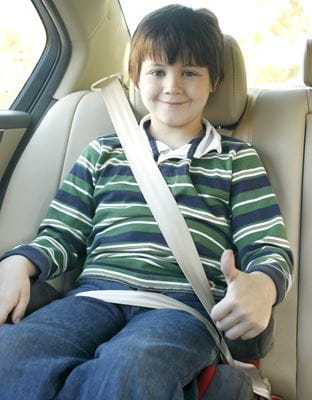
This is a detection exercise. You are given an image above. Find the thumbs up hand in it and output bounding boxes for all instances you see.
[210,250,277,341]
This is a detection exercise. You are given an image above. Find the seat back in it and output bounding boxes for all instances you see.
[0,35,308,399]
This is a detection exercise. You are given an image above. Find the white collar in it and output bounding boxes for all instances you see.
[139,115,222,162]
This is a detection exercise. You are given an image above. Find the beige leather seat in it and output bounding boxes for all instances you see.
[0,35,308,399]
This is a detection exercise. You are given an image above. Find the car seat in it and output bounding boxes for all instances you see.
[0,34,308,400]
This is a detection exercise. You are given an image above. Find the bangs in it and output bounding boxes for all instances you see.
[142,31,208,67]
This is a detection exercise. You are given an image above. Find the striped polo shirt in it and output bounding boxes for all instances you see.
[2,119,293,303]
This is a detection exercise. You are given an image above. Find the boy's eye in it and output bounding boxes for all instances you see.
[182,71,198,77]
[150,70,165,77]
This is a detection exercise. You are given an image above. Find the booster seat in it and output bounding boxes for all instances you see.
[0,35,304,399]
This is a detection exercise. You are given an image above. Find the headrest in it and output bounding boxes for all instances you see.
[129,35,247,128]
[304,39,312,87]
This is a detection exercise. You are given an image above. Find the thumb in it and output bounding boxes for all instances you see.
[220,250,239,284]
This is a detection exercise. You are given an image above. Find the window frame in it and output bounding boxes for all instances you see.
[0,0,71,207]
[10,0,71,117]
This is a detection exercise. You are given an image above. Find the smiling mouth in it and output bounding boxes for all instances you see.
[159,100,188,106]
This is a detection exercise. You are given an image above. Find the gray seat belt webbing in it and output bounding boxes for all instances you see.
[76,76,271,399]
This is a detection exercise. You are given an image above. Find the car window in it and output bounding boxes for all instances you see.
[119,0,312,87]
[0,0,46,109]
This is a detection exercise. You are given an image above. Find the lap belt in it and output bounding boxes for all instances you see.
[76,75,271,399]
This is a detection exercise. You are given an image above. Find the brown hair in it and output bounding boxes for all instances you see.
[128,5,224,90]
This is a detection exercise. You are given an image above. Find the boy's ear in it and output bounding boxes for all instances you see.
[210,78,219,93]
[135,78,141,91]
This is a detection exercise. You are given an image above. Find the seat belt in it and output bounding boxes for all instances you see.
[76,75,271,399]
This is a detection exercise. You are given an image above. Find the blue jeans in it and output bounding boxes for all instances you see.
[0,279,252,400]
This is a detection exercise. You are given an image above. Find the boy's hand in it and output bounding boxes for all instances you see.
[211,250,277,341]
[0,256,37,325]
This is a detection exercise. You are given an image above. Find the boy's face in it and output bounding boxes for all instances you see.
[138,59,213,138]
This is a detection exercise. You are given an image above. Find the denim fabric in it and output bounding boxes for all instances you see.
[0,279,253,400]
[201,365,253,400]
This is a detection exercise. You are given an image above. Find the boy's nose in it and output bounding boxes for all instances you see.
[163,75,183,94]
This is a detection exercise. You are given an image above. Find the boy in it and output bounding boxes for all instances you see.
[0,5,292,400]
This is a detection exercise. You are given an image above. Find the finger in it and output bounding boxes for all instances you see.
[224,320,252,341]
[0,303,13,325]
[240,324,266,340]
[11,292,29,324]
[215,311,242,332]
[211,300,232,322]
[240,319,269,340]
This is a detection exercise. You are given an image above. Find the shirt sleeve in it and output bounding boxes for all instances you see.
[0,139,102,280]
[230,144,293,304]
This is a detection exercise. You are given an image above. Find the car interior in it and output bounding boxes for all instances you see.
[0,1,311,399]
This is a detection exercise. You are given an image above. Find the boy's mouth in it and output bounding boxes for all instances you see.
[158,100,188,106]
